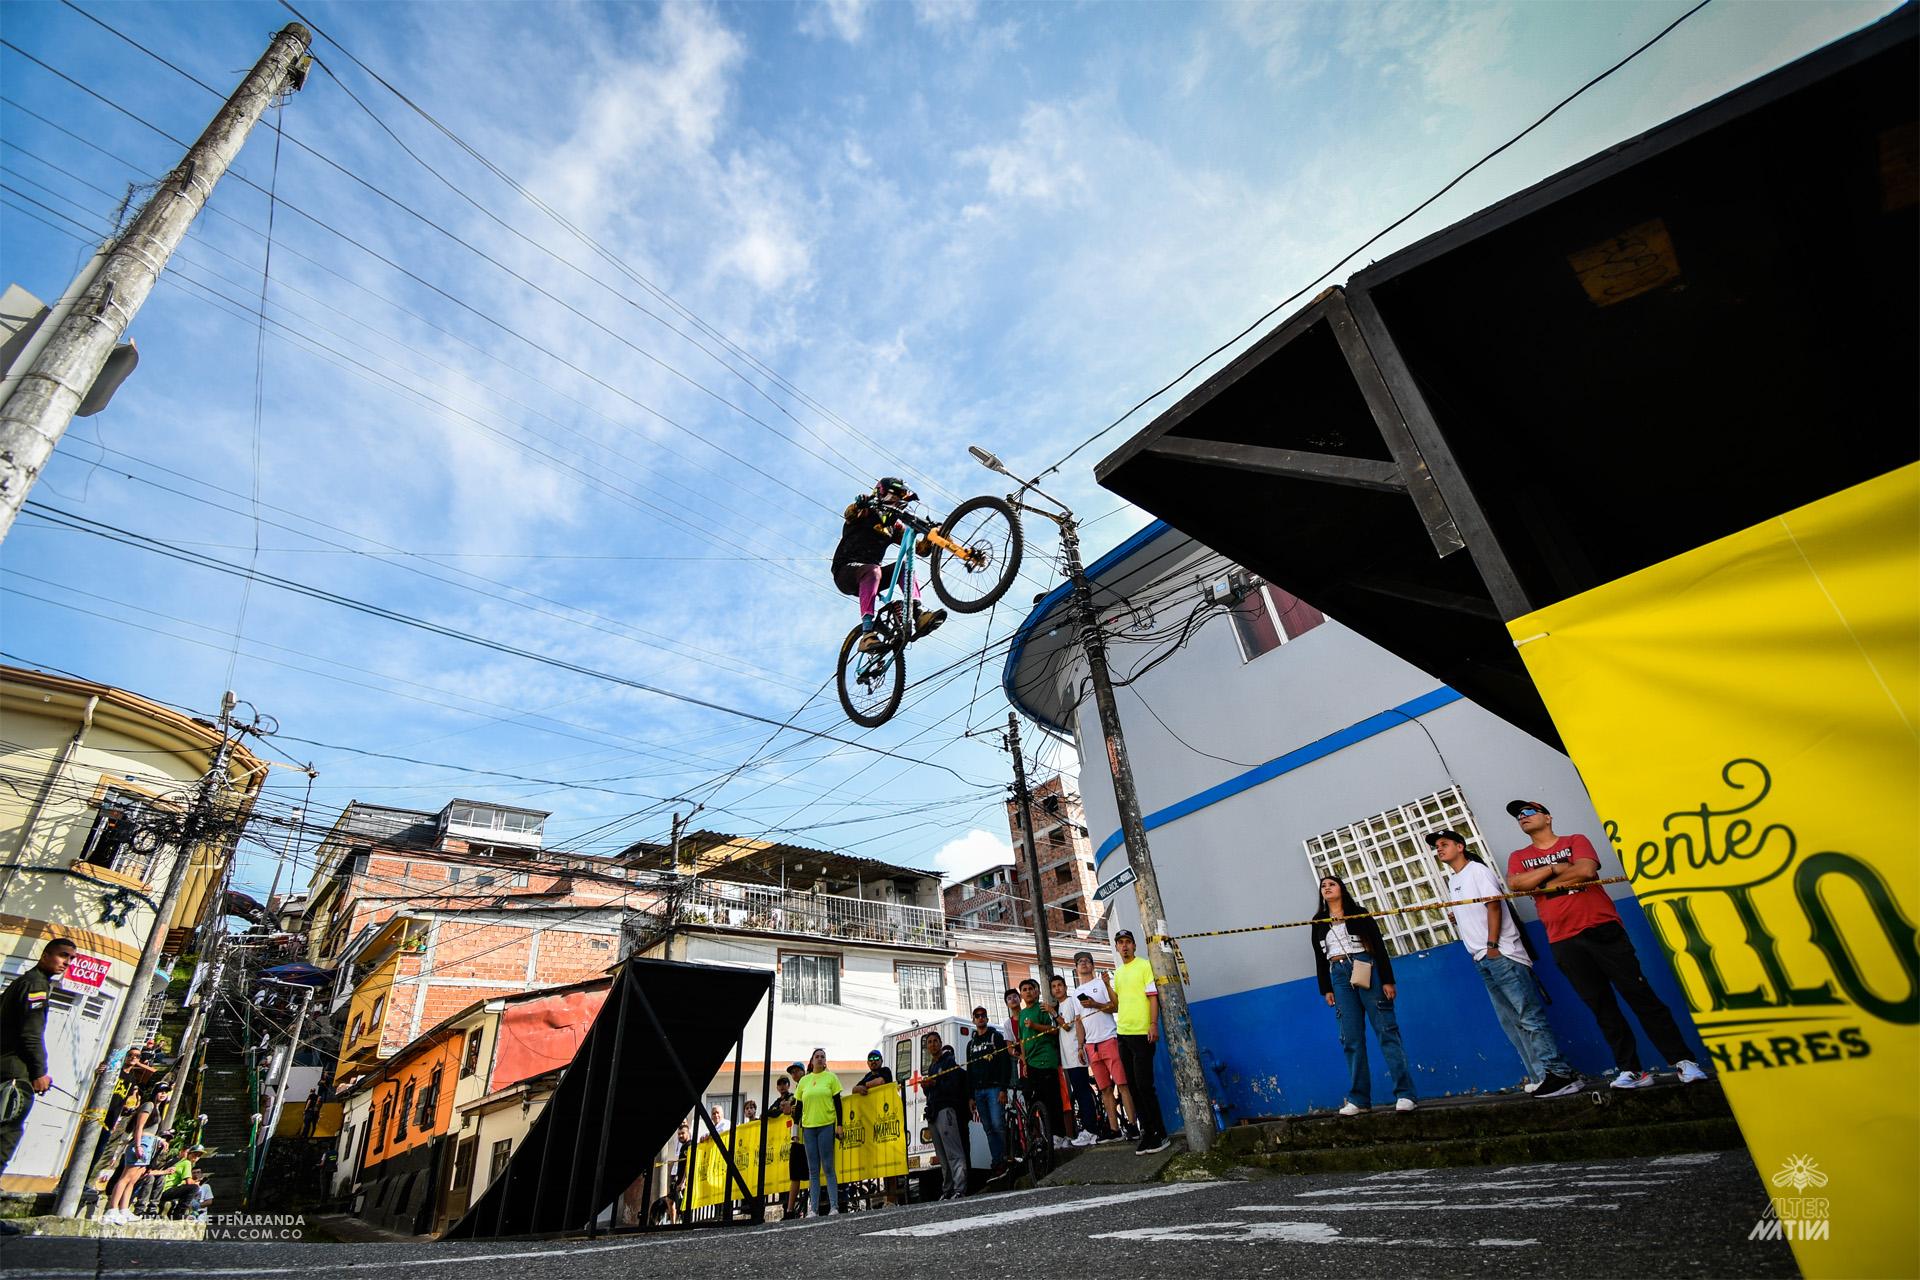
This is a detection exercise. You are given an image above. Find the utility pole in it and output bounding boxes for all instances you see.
[55,695,246,1215]
[966,445,1216,1154]
[250,983,312,1198]
[0,21,311,542]
[1005,713,1054,982]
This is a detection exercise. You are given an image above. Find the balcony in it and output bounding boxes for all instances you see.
[678,878,948,950]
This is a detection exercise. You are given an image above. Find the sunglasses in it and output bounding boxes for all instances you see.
[1514,807,1543,819]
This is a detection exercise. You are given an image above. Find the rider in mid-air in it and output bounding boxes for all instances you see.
[833,477,947,652]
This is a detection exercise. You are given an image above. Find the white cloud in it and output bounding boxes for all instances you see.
[931,828,1012,885]
[912,0,978,34]
[799,0,873,44]
[960,104,1090,206]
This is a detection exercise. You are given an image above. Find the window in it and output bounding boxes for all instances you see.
[348,1013,365,1042]
[1228,581,1326,661]
[80,789,159,877]
[461,1032,483,1078]
[1302,785,1493,955]
[955,960,1005,1014]
[897,962,944,1011]
[373,1097,392,1152]
[489,1139,512,1182]
[959,883,975,900]
[395,1081,415,1139]
[1053,864,1073,883]
[780,953,839,1005]
[369,995,386,1030]
[416,1066,442,1129]
[450,1136,478,1191]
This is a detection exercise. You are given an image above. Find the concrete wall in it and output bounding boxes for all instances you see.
[1051,538,1704,1125]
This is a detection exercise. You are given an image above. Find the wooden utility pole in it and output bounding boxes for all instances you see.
[0,22,311,543]
[1005,713,1054,982]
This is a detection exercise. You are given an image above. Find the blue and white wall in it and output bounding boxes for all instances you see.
[1005,526,1703,1126]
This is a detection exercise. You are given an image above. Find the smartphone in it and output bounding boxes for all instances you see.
[1077,993,1096,1006]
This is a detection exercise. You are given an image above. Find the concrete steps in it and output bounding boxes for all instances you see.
[1186,1080,1741,1178]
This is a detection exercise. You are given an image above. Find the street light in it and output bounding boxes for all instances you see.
[968,444,1008,475]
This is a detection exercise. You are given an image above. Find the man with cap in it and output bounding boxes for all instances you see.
[1091,929,1169,1154]
[1427,828,1582,1098]
[1505,799,1708,1089]
[772,1063,808,1219]
[851,1049,900,1208]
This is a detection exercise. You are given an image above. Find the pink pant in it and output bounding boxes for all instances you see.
[855,563,919,617]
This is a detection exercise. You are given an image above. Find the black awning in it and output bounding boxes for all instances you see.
[443,956,771,1239]
[1096,7,1917,745]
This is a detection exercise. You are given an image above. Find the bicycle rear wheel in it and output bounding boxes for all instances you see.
[837,619,906,727]
[930,495,1022,614]
[1024,1096,1055,1177]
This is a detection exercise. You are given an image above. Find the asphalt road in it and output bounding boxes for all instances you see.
[2,1150,1796,1279]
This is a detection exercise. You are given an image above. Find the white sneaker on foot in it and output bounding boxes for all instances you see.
[1609,1069,1655,1089]
[1395,1098,1417,1112]
[1523,1078,1543,1093]
[1052,1135,1070,1150]
[1675,1059,1710,1084]
[1338,1101,1363,1116]
[1071,1130,1097,1146]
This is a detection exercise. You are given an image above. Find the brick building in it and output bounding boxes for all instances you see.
[941,778,1108,936]
[942,861,1024,928]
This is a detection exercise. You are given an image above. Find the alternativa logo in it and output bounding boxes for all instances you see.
[1751,1156,1831,1242]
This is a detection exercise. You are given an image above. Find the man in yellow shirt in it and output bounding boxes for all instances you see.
[1102,929,1169,1154]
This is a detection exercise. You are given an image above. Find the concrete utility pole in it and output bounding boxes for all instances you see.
[967,445,1216,1154]
[0,21,311,543]
[1005,713,1055,982]
[250,983,313,1197]
[55,695,245,1216]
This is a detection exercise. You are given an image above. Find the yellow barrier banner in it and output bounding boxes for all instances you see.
[1510,464,1918,1279]
[684,1089,907,1210]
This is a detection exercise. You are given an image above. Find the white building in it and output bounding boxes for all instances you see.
[1003,523,1702,1124]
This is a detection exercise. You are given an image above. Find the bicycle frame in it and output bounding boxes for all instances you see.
[870,520,921,627]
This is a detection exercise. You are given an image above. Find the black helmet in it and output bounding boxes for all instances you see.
[874,476,911,498]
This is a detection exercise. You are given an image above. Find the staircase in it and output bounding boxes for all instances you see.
[194,1025,257,1193]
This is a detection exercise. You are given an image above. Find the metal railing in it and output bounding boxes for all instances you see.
[678,879,948,949]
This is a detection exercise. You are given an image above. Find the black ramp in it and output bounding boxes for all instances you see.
[444,956,772,1239]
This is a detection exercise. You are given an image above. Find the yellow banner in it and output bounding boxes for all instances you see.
[684,1090,907,1210]
[1510,464,1918,1279]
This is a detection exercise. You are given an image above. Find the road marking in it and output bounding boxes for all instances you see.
[1232,1197,1617,1212]
[1298,1175,1673,1197]
[1092,1220,1540,1246]
[1650,1152,1720,1166]
[863,1183,1217,1237]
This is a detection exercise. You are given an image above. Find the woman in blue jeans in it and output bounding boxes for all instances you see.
[1310,874,1418,1115]
[794,1047,844,1215]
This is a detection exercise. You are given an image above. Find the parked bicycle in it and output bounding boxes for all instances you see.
[1000,1076,1056,1179]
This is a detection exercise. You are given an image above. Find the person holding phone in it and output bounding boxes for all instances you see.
[1311,874,1417,1116]
[1068,951,1132,1142]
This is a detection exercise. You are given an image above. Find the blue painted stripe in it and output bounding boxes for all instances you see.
[1000,519,1173,735]
[1093,685,1465,868]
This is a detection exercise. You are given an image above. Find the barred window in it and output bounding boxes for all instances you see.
[1302,786,1495,954]
[954,960,1005,1014]
[780,953,839,1005]
[489,1138,512,1182]
[896,962,944,1011]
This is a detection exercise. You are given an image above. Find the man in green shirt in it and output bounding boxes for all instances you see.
[1104,930,1169,1154]
[1016,979,1067,1151]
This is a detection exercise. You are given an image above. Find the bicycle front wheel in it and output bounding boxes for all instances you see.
[1025,1097,1055,1177]
[837,622,906,728]
[930,495,1022,614]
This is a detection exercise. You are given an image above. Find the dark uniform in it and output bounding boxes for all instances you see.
[0,965,53,1173]
[831,495,904,596]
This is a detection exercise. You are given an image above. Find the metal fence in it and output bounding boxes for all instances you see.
[678,880,946,949]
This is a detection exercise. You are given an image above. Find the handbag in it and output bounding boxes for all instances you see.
[1349,958,1374,989]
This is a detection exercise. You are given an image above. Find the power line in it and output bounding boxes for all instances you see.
[1033,0,1718,484]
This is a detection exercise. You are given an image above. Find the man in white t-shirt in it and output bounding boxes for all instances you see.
[1067,950,1133,1142]
[1427,829,1581,1099]
[1050,973,1101,1146]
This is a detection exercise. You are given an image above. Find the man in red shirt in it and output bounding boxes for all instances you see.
[1505,798,1709,1089]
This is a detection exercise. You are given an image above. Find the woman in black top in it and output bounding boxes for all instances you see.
[1311,874,1418,1115]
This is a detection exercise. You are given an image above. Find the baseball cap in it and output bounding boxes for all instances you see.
[786,1061,805,1073]
[1505,799,1550,817]
[1114,928,1136,942]
[867,1050,883,1060]
[1423,829,1466,848]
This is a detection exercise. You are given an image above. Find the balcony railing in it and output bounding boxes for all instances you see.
[678,879,947,949]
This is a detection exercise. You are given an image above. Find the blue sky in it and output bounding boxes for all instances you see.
[0,0,1897,899]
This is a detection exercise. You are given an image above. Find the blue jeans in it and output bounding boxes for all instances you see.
[972,1088,1006,1165]
[1329,960,1416,1106]
[1066,1065,1102,1135]
[802,1123,839,1213]
[1476,954,1574,1081]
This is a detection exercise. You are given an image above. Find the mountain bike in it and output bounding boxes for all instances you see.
[1000,1076,1055,1180]
[836,494,1023,728]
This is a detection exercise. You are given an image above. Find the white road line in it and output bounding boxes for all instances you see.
[1092,1220,1541,1246]
[1297,1176,1673,1197]
[863,1183,1217,1238]
[1650,1152,1721,1166]
[1233,1197,1617,1212]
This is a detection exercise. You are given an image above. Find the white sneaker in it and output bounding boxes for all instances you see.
[1523,1078,1543,1094]
[101,1210,126,1225]
[1071,1130,1097,1147]
[1052,1135,1070,1150]
[1675,1059,1710,1084]
[1337,1101,1363,1116]
[1609,1069,1655,1089]
[1395,1098,1417,1112]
